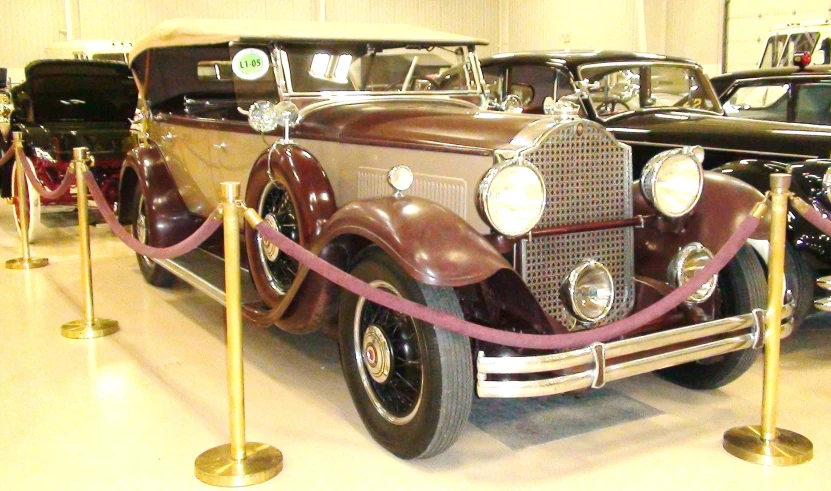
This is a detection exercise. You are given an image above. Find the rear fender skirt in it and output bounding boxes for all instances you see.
[634,171,768,281]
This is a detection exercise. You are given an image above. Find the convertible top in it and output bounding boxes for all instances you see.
[130,18,489,62]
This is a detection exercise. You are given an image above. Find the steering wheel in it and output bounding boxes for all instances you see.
[597,100,630,115]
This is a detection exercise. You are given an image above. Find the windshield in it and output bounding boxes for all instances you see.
[277,43,478,94]
[579,63,720,120]
[759,32,820,68]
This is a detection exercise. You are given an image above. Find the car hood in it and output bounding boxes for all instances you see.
[606,111,831,159]
[295,97,544,155]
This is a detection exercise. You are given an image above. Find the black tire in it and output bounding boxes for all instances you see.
[657,245,766,389]
[338,249,473,459]
[131,185,175,287]
[785,243,815,330]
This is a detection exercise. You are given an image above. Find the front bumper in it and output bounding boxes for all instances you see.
[476,302,793,398]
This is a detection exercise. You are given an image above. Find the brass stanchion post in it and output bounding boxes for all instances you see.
[194,182,282,487]
[60,147,118,339]
[723,173,812,466]
[5,132,48,269]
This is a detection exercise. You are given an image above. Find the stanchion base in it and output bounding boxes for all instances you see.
[724,425,813,466]
[6,257,48,269]
[60,318,119,339]
[195,442,282,487]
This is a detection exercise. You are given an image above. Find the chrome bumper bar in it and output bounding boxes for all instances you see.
[476,303,794,398]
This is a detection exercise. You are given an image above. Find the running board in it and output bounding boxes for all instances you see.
[153,249,260,306]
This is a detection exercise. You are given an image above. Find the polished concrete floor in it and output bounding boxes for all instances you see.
[1,201,829,491]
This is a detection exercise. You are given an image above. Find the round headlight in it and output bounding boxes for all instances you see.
[560,260,615,323]
[667,243,718,304]
[641,146,704,217]
[823,167,831,203]
[479,161,545,237]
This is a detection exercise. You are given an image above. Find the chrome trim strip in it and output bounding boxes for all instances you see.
[476,302,794,398]
[297,95,480,121]
[615,138,818,160]
[154,258,226,306]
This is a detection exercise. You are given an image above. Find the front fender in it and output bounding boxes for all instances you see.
[314,196,511,287]
[634,171,769,280]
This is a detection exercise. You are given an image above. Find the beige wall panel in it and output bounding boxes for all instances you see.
[0,0,65,81]
[77,0,317,41]
[665,0,722,74]
[324,0,500,56]
[727,0,831,71]
[505,0,639,53]
[643,0,667,54]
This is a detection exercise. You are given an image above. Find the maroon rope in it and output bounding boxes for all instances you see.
[17,149,76,200]
[796,203,831,236]
[0,147,13,167]
[256,214,761,350]
[84,172,221,259]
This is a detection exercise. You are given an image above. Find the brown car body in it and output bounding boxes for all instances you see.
[120,19,785,459]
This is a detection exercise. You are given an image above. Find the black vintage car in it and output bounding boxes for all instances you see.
[440,50,831,323]
[0,60,137,241]
[711,62,831,126]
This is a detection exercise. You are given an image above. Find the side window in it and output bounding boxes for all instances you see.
[723,83,789,121]
[508,64,555,113]
[481,64,503,100]
[552,69,575,101]
[794,82,831,125]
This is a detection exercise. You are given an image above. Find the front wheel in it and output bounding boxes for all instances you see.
[11,161,41,243]
[657,245,766,389]
[338,249,473,459]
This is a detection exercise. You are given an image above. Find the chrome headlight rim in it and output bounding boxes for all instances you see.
[823,166,831,203]
[560,259,616,324]
[478,158,546,237]
[668,242,718,304]
[640,146,704,218]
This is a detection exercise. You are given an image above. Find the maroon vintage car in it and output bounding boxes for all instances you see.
[0,59,136,240]
[120,19,790,459]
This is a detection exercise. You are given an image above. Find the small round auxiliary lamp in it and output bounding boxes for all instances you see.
[387,165,414,197]
[793,52,811,70]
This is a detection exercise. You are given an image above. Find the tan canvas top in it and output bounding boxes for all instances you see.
[130,18,488,60]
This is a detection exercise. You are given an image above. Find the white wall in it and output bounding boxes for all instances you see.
[1,0,733,83]
[727,0,831,71]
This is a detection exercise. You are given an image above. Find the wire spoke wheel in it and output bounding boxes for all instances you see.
[354,281,424,424]
[257,181,300,295]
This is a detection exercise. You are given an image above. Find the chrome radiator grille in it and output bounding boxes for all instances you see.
[522,120,634,327]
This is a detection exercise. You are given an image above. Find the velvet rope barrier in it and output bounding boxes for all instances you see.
[0,147,13,167]
[16,148,76,200]
[791,196,831,236]
[84,172,222,259]
[254,212,762,350]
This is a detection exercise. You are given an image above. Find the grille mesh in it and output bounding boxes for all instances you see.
[522,121,634,327]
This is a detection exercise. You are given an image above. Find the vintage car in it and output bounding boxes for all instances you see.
[711,56,831,126]
[448,50,831,322]
[122,19,786,459]
[0,59,137,240]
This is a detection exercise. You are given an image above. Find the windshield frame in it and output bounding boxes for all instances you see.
[271,43,484,99]
[576,60,724,122]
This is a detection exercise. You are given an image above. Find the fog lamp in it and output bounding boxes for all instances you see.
[560,260,615,323]
[668,242,718,304]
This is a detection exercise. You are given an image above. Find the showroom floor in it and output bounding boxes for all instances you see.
[0,202,829,491]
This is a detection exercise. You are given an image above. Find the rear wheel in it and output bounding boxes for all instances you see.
[131,185,175,287]
[11,161,40,243]
[657,245,766,389]
[338,249,473,459]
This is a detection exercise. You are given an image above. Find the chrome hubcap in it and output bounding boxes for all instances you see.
[262,214,280,262]
[362,325,392,384]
